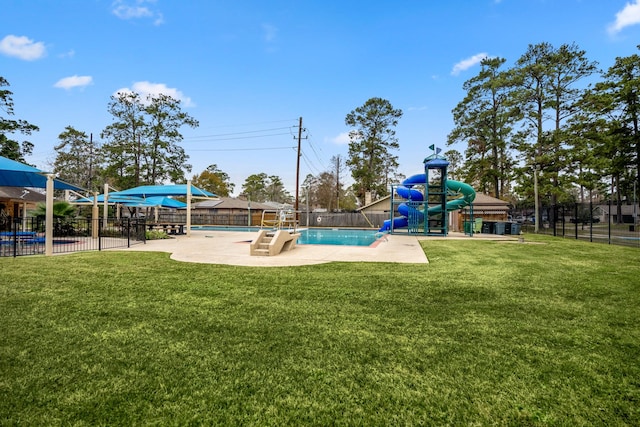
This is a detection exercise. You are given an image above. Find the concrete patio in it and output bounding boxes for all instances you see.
[118,229,519,267]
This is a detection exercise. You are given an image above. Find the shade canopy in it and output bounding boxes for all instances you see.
[0,156,83,191]
[143,196,187,208]
[109,184,215,238]
[75,194,187,208]
[75,194,144,204]
[109,184,215,198]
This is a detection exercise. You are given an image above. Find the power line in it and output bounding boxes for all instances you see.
[301,150,322,175]
[183,132,292,142]
[195,118,298,130]
[306,136,327,171]
[190,146,296,152]
[184,127,293,141]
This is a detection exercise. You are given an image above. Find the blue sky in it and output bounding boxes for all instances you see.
[2,0,640,195]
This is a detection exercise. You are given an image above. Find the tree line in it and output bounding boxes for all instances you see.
[293,43,639,215]
[1,42,638,215]
[447,42,639,219]
[0,76,390,209]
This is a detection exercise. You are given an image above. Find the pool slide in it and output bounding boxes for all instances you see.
[379,174,476,232]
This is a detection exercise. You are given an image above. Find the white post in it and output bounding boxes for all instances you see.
[21,201,27,230]
[305,186,310,227]
[186,180,192,237]
[103,183,109,229]
[92,191,99,239]
[45,174,54,256]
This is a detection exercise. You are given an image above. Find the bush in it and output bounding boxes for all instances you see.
[145,230,171,240]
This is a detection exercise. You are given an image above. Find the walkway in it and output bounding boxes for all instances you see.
[118,229,518,267]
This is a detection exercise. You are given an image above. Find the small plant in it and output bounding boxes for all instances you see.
[33,201,77,219]
[145,230,171,240]
[33,201,78,236]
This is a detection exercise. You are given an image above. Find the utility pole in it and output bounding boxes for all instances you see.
[294,117,307,216]
[88,133,93,190]
[334,155,342,211]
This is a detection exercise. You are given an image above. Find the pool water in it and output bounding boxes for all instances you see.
[194,226,381,246]
[194,226,262,232]
[297,228,379,246]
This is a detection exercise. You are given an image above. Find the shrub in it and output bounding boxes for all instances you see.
[145,230,171,240]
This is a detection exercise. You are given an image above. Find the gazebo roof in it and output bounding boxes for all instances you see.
[0,186,46,203]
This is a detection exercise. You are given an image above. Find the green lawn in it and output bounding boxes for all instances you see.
[1,235,638,425]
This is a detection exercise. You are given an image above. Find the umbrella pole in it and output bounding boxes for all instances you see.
[186,180,192,237]
[45,175,54,256]
[92,192,99,239]
[103,183,109,229]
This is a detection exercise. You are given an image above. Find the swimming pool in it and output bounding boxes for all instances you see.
[297,228,380,246]
[193,226,262,232]
[193,226,381,246]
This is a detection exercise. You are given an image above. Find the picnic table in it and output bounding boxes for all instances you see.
[146,223,186,235]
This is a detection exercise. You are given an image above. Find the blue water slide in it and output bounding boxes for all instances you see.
[379,174,475,232]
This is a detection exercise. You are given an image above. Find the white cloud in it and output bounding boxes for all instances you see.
[0,35,46,60]
[451,52,488,76]
[54,75,93,90]
[262,23,278,42]
[608,0,640,35]
[115,81,194,107]
[59,49,76,58]
[113,4,152,19]
[153,13,165,26]
[261,23,279,52]
[328,132,351,145]
[112,0,164,25]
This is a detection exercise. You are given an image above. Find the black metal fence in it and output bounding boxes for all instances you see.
[512,202,640,248]
[0,216,146,257]
[159,207,640,248]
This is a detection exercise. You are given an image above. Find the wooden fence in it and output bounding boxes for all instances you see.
[158,212,390,229]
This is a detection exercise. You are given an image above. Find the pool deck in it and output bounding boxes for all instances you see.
[118,229,519,267]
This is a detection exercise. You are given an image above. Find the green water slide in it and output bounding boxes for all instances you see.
[380,176,476,231]
[430,179,476,214]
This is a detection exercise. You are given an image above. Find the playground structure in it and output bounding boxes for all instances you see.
[380,154,476,236]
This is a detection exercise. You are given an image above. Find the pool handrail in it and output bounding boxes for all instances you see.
[260,209,298,232]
